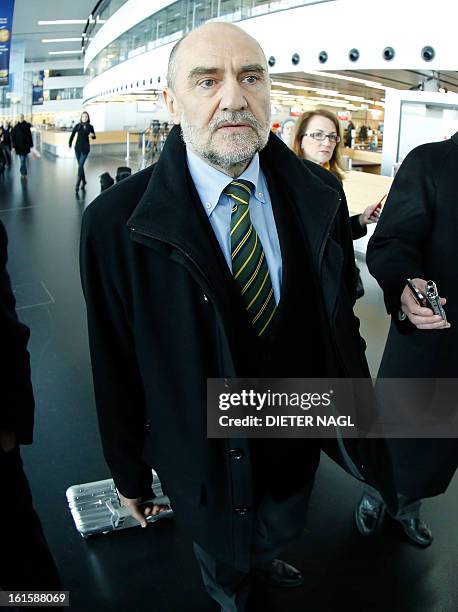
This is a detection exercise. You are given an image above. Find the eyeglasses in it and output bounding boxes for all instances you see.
[303,131,341,143]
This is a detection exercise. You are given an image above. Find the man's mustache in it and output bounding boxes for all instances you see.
[210,113,262,131]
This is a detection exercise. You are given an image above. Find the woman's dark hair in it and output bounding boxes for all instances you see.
[80,111,90,123]
[292,109,345,182]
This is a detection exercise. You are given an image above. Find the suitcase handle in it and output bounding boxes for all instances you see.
[106,496,171,529]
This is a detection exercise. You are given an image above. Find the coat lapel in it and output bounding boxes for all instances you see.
[127,126,233,308]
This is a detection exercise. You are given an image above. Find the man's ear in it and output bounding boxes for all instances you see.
[163,88,180,125]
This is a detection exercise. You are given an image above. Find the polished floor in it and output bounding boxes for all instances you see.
[1,152,457,612]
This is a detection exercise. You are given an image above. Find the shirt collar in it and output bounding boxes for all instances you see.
[186,148,265,218]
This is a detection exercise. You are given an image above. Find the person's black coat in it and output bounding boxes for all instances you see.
[0,221,34,443]
[12,121,33,156]
[80,126,395,571]
[69,122,95,154]
[367,134,458,499]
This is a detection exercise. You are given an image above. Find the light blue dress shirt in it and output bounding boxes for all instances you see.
[186,148,282,305]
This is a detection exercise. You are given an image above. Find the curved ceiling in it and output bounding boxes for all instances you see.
[11,0,96,63]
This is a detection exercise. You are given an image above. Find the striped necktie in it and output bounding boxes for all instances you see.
[223,179,277,337]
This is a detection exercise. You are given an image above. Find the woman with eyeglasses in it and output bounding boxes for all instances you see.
[292,110,380,240]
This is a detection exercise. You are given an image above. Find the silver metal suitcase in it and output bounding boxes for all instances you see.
[66,469,173,538]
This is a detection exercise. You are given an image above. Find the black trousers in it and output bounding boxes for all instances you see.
[194,478,315,612]
[0,447,61,591]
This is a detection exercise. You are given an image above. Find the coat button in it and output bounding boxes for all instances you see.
[224,378,230,389]
[145,421,152,433]
[234,506,250,516]
[229,448,244,460]
[202,293,208,302]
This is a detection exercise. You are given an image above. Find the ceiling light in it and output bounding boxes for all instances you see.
[42,38,82,43]
[313,88,340,96]
[304,70,386,90]
[48,50,82,55]
[271,81,297,88]
[38,20,87,25]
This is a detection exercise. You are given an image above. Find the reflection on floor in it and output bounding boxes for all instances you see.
[1,153,456,612]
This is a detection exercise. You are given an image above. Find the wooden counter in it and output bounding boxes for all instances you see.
[344,148,382,175]
[342,170,393,215]
[41,130,140,146]
[39,129,141,158]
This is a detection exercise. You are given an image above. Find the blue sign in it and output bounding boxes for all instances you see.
[32,70,45,105]
[0,0,15,87]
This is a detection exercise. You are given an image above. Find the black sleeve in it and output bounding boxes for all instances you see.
[90,124,96,140]
[28,125,34,148]
[366,144,440,321]
[350,213,367,240]
[334,186,359,307]
[302,159,361,307]
[69,124,78,147]
[0,221,34,443]
[80,208,152,499]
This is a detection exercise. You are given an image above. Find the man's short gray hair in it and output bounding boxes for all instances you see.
[166,33,189,91]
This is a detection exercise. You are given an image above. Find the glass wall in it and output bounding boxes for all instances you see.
[47,68,84,77]
[84,0,129,42]
[84,0,335,80]
[45,88,84,101]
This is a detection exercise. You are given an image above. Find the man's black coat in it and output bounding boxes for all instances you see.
[0,221,34,443]
[80,126,395,570]
[367,134,458,499]
[11,121,33,156]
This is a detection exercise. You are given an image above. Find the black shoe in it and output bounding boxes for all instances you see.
[252,559,304,588]
[399,518,433,547]
[355,493,385,536]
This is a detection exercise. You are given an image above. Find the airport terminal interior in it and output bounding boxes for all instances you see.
[1,0,457,610]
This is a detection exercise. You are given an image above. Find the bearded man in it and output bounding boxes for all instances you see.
[80,22,393,611]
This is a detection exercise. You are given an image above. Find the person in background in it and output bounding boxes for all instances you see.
[359,124,368,145]
[11,115,33,180]
[292,110,380,298]
[0,220,61,591]
[345,120,355,148]
[0,130,6,176]
[359,134,458,547]
[279,118,296,148]
[292,110,380,242]
[0,123,12,167]
[69,111,96,195]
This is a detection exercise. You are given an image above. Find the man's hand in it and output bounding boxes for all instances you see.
[400,278,450,329]
[118,491,168,528]
[0,430,17,453]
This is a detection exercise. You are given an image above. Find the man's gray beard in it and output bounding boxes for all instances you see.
[181,112,270,171]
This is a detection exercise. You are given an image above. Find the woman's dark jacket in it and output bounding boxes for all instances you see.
[12,121,33,156]
[69,122,96,153]
[80,126,395,570]
[367,134,458,498]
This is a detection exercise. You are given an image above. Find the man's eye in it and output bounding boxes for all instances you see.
[199,79,216,88]
[243,75,259,84]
